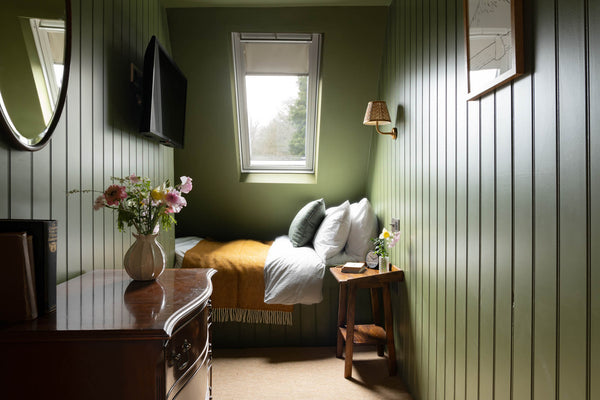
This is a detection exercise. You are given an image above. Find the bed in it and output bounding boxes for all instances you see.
[174,198,378,331]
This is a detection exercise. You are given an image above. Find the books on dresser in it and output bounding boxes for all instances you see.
[0,232,38,321]
[0,219,57,313]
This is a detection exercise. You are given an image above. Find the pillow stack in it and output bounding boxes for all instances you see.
[287,197,378,265]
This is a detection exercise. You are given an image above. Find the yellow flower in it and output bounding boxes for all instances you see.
[151,186,165,201]
[379,228,391,239]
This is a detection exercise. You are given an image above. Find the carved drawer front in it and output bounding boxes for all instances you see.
[166,305,210,400]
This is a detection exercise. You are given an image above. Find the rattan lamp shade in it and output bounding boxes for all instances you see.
[362,100,397,140]
[363,101,392,125]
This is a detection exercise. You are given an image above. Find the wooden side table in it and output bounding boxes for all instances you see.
[330,265,404,379]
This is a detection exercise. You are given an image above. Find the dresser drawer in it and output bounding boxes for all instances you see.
[166,305,210,399]
[172,357,210,400]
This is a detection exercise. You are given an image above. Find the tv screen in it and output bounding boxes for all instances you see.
[140,36,187,149]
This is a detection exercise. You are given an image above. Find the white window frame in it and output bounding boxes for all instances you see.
[232,32,321,174]
[30,19,65,106]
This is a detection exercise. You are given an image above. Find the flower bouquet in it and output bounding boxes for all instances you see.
[371,227,400,273]
[90,174,192,235]
[71,174,192,281]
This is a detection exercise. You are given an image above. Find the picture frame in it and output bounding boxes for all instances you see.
[464,0,524,101]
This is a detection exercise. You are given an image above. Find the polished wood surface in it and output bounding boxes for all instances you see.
[330,266,404,379]
[330,265,404,285]
[0,268,214,339]
[0,268,215,400]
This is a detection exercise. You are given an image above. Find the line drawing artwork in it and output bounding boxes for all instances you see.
[468,0,512,88]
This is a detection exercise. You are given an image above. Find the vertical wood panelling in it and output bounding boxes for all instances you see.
[50,114,68,282]
[10,152,33,218]
[32,146,51,219]
[478,94,494,400]
[444,1,457,398]
[532,0,558,398]
[435,0,447,397]
[0,137,8,218]
[80,0,93,277]
[512,74,533,400]
[92,0,104,271]
[557,0,588,398]
[112,0,123,267]
[0,0,173,283]
[367,0,598,399]
[465,100,480,400]
[590,1,600,399]
[421,1,431,397]
[68,0,84,278]
[494,85,513,400]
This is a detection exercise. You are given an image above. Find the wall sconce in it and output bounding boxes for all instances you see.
[363,100,397,140]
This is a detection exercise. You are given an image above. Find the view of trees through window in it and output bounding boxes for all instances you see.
[246,75,308,162]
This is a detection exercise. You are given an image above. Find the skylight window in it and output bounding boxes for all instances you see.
[29,18,65,124]
[232,32,321,173]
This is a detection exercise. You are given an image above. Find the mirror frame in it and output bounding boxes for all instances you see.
[464,0,524,101]
[0,0,72,151]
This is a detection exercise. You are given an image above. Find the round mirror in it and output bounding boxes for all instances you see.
[0,0,71,151]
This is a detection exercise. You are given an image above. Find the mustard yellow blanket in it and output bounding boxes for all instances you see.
[182,239,293,325]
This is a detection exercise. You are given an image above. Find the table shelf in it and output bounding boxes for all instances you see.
[339,324,386,345]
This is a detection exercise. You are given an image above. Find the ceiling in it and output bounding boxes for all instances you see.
[163,0,391,7]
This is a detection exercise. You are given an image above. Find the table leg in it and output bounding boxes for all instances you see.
[382,284,397,376]
[336,284,347,359]
[370,287,384,357]
[344,284,357,379]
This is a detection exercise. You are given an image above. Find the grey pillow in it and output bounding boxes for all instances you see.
[288,199,326,247]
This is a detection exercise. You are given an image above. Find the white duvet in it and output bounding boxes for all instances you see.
[263,236,326,305]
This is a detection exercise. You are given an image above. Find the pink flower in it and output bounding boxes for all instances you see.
[93,195,105,210]
[104,185,127,206]
[128,173,141,183]
[179,176,193,194]
[164,189,187,213]
[388,231,401,248]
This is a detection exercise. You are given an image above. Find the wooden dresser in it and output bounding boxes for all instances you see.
[0,268,216,400]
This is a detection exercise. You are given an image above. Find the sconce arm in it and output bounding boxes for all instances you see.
[375,121,398,140]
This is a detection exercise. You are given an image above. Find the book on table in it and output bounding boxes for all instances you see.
[341,262,367,274]
[0,232,38,321]
[0,220,57,313]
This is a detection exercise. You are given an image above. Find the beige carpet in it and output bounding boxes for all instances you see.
[212,346,413,400]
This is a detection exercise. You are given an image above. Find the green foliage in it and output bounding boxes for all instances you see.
[371,237,388,257]
[288,76,308,156]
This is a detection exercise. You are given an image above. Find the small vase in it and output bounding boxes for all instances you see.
[379,256,389,273]
[123,233,165,281]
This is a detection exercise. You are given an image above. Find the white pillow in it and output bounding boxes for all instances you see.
[325,251,351,266]
[345,198,378,261]
[313,201,351,261]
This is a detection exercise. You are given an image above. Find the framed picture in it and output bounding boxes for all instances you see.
[464,0,524,100]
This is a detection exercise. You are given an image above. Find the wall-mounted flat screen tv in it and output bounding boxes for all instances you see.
[140,36,187,149]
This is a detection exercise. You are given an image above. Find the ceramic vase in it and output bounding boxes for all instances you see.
[123,233,165,281]
[379,256,389,273]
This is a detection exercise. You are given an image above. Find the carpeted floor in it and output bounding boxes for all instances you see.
[212,346,413,400]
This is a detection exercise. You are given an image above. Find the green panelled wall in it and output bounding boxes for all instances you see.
[167,6,387,241]
[368,0,598,399]
[0,0,174,284]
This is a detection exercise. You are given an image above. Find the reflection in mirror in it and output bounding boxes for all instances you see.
[465,0,523,100]
[0,1,70,151]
